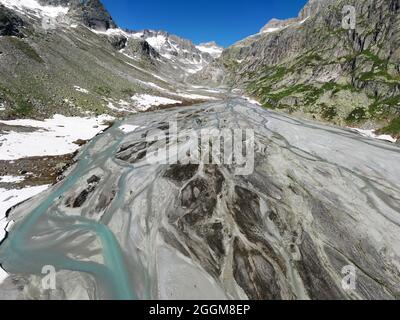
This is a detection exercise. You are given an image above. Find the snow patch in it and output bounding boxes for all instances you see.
[131,94,182,111]
[90,27,132,39]
[107,101,136,114]
[175,92,218,101]
[135,80,169,92]
[261,27,283,34]
[350,128,397,143]
[299,17,310,25]
[0,268,7,285]
[0,103,5,111]
[145,35,167,51]
[74,86,89,94]
[243,96,261,106]
[260,17,309,35]
[0,176,25,183]
[0,0,69,18]
[0,114,114,160]
[196,44,223,59]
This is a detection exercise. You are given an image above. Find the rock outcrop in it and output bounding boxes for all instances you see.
[124,38,161,61]
[0,4,24,37]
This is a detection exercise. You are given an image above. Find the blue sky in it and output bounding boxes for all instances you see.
[101,0,308,47]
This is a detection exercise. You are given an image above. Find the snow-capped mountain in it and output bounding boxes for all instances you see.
[196,41,224,59]
[0,0,116,30]
[129,30,220,75]
[0,0,69,21]
[0,0,223,82]
[91,27,223,78]
[0,0,224,121]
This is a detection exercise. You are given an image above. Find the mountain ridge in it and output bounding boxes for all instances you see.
[0,0,224,120]
[214,0,400,139]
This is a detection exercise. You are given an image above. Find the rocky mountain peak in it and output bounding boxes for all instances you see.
[1,0,116,30]
[260,0,333,33]
[62,0,116,30]
[260,17,298,33]
[136,29,216,63]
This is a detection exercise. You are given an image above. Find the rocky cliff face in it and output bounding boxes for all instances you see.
[299,0,333,18]
[38,0,116,30]
[0,4,24,37]
[218,0,400,137]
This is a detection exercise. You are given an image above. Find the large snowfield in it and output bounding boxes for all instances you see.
[0,114,113,160]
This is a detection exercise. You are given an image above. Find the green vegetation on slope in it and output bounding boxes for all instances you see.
[378,118,400,137]
[8,37,44,63]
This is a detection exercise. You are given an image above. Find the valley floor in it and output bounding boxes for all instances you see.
[0,94,222,283]
[0,98,399,299]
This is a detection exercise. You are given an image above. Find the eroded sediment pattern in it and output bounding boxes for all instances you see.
[1,99,400,300]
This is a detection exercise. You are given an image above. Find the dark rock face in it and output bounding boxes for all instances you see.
[123,38,161,61]
[107,34,127,50]
[0,5,24,37]
[38,0,71,5]
[72,0,116,30]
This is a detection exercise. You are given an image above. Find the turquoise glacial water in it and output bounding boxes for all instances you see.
[0,123,136,300]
